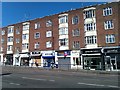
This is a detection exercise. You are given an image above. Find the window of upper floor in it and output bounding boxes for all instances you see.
[34,32,40,39]
[34,42,40,49]
[59,27,68,35]
[22,34,29,40]
[7,45,13,51]
[23,24,29,30]
[8,27,14,34]
[73,41,80,49]
[105,34,115,43]
[2,30,5,35]
[72,15,79,25]
[46,41,52,48]
[46,31,52,37]
[16,27,20,34]
[72,28,80,36]
[85,36,97,45]
[46,20,52,27]
[104,20,114,30]
[83,10,95,19]
[103,7,112,16]
[16,38,20,43]
[59,15,68,24]
[59,38,68,46]
[8,37,13,42]
[35,22,40,29]
[22,43,29,50]
[84,23,96,31]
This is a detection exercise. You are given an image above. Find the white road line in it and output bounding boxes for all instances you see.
[78,82,119,88]
[22,77,46,81]
[49,80,55,82]
[9,83,20,85]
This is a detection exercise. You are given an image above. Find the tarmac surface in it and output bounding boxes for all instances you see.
[1,66,120,89]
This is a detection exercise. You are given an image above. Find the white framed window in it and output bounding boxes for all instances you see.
[72,29,80,36]
[35,22,40,29]
[84,23,96,31]
[46,41,52,48]
[8,27,14,34]
[23,24,29,30]
[16,27,20,34]
[22,34,29,40]
[46,20,52,27]
[34,32,40,39]
[22,43,29,50]
[8,37,13,42]
[59,38,68,46]
[73,41,80,49]
[46,31,52,37]
[1,38,4,43]
[72,15,79,25]
[104,20,114,30]
[103,7,112,16]
[16,38,20,43]
[7,45,13,51]
[84,10,95,19]
[34,42,40,49]
[106,34,115,43]
[73,57,81,66]
[59,27,68,35]
[85,36,97,45]
[59,15,68,24]
[15,47,20,53]
[2,30,5,35]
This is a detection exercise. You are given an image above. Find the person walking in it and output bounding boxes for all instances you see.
[35,60,39,67]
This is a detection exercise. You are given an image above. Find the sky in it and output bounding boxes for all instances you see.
[2,2,106,27]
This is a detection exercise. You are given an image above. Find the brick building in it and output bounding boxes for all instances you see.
[1,1,120,71]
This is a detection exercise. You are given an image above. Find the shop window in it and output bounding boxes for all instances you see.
[73,57,81,65]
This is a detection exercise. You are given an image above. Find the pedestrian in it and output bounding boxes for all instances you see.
[35,60,38,67]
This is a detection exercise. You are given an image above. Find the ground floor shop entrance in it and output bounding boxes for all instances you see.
[5,54,13,65]
[83,56,102,70]
[105,55,119,71]
[81,46,120,71]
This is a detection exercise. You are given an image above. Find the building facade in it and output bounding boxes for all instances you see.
[0,1,120,71]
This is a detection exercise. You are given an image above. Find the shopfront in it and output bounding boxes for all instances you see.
[5,54,13,65]
[13,53,30,66]
[81,46,120,71]
[41,51,55,67]
[81,48,104,70]
[57,50,71,70]
[104,47,120,71]
[30,51,42,67]
[0,53,4,65]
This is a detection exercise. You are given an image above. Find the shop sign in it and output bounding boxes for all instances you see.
[81,49,101,54]
[57,51,71,56]
[105,49,118,53]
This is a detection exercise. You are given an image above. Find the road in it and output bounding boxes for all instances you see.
[1,66,120,89]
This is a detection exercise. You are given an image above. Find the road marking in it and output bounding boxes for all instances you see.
[49,80,55,82]
[77,82,119,88]
[9,83,20,85]
[22,77,46,81]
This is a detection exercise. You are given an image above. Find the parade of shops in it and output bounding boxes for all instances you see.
[0,1,120,71]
